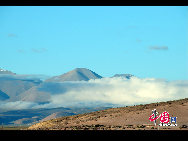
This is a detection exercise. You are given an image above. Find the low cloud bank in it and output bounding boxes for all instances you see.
[1,77,188,110]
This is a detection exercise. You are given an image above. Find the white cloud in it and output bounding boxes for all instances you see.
[0,101,39,110]
[47,77,188,106]
[1,77,188,110]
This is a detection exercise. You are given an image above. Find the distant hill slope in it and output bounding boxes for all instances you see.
[0,90,9,100]
[28,98,188,130]
[45,68,102,82]
[113,74,134,79]
[0,76,42,101]
[0,107,109,125]
[0,68,43,101]
[20,85,51,103]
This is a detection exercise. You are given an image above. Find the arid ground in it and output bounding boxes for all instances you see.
[28,98,188,130]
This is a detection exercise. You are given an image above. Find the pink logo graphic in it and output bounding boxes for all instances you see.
[149,109,177,126]
[149,111,169,123]
[160,111,169,123]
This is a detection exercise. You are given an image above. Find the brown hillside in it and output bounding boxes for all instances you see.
[28,98,188,130]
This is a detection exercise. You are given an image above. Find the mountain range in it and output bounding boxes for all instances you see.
[0,67,133,103]
[0,67,134,125]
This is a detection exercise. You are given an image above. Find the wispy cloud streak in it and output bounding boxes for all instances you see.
[149,46,168,51]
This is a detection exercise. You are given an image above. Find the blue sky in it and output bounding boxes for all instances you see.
[0,6,188,80]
